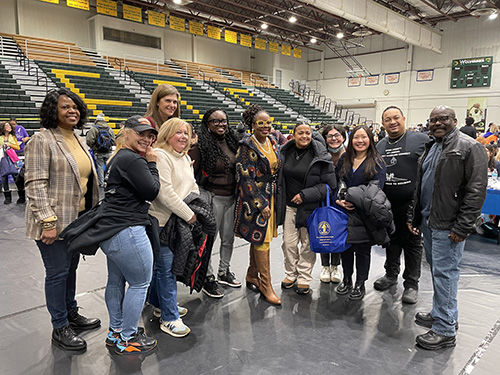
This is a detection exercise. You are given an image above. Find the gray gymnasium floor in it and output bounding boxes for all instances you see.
[1,199,499,375]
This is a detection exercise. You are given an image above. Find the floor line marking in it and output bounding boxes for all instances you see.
[458,317,500,375]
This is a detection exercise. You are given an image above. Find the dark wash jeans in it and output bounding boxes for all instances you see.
[37,240,79,329]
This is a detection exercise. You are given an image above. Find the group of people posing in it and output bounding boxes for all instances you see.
[24,84,487,356]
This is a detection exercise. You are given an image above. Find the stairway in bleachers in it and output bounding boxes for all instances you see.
[36,60,148,131]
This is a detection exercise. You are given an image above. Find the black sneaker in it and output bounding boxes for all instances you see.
[202,275,225,298]
[52,324,86,351]
[106,327,145,346]
[115,331,157,355]
[68,308,101,330]
[217,270,242,288]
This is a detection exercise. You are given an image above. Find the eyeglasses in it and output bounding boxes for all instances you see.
[134,130,156,140]
[326,133,343,139]
[428,116,454,124]
[255,120,273,127]
[208,119,228,126]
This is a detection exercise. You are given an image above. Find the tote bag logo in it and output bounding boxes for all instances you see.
[318,221,331,235]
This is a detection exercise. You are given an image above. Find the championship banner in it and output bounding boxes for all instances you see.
[123,4,142,23]
[240,34,252,47]
[225,30,237,44]
[255,38,266,50]
[207,25,221,40]
[269,42,279,53]
[293,48,302,59]
[149,11,165,28]
[97,0,117,17]
[189,21,203,36]
[40,0,59,4]
[281,44,291,56]
[67,0,89,10]
[169,15,185,32]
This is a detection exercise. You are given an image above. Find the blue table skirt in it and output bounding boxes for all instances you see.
[482,189,500,215]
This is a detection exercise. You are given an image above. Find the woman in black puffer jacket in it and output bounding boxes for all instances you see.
[277,123,336,295]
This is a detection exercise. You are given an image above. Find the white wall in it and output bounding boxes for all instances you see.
[309,17,500,125]
[0,0,17,34]
[17,0,90,47]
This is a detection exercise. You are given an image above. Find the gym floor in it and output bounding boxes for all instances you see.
[1,201,499,375]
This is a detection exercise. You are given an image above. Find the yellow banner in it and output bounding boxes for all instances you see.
[149,11,165,28]
[225,30,237,44]
[293,48,302,59]
[40,0,59,4]
[240,34,252,47]
[189,20,203,36]
[96,0,117,17]
[169,15,185,32]
[67,0,89,10]
[269,42,279,53]
[123,4,142,23]
[255,38,266,50]
[281,44,291,56]
[207,25,221,40]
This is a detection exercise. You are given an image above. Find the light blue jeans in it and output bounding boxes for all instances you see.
[421,220,465,337]
[148,243,179,322]
[95,152,111,186]
[100,226,153,340]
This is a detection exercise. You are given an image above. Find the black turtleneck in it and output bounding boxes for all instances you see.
[283,144,314,207]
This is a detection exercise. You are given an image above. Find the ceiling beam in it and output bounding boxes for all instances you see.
[417,0,458,22]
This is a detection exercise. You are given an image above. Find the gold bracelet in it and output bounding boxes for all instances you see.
[41,221,57,231]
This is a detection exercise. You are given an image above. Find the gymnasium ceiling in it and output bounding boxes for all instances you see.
[124,0,500,51]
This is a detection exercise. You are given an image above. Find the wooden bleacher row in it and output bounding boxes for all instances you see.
[105,56,180,78]
[0,32,96,67]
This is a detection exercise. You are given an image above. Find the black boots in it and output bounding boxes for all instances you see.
[52,325,87,351]
[3,191,12,204]
[16,189,25,204]
[68,308,101,330]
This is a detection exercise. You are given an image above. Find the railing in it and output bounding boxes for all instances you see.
[123,66,147,94]
[224,68,243,83]
[27,65,49,94]
[250,73,273,87]
[123,54,171,76]
[167,60,188,78]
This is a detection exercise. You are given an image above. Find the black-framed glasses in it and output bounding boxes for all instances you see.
[208,119,228,126]
[326,133,343,139]
[133,130,156,140]
[428,116,455,124]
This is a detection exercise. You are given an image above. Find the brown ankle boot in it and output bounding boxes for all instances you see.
[254,249,281,305]
[246,245,260,292]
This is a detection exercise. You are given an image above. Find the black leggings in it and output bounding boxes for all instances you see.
[340,243,372,284]
[320,253,341,267]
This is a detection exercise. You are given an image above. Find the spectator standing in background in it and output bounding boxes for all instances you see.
[460,117,477,139]
[9,117,30,155]
[86,113,115,188]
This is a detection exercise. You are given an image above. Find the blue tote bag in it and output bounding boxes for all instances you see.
[307,185,351,253]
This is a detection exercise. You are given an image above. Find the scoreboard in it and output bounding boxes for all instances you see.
[450,56,492,89]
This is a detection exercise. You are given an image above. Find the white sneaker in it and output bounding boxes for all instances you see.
[154,305,188,318]
[160,318,191,338]
[320,266,331,283]
[330,265,341,283]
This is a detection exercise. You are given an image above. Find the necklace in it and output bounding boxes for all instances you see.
[387,131,406,145]
[295,147,307,160]
[252,135,271,153]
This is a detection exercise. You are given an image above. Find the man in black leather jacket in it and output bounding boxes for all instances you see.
[407,105,487,350]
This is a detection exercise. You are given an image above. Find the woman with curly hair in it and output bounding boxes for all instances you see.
[25,88,101,351]
[234,104,281,305]
[145,84,180,130]
[189,108,241,298]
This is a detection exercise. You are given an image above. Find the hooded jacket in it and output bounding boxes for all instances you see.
[86,120,116,153]
[277,138,336,228]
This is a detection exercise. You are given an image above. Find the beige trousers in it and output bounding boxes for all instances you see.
[282,206,316,285]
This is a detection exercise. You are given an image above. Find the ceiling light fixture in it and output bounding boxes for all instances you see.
[310,37,317,44]
[261,23,268,29]
[336,31,344,39]
[489,12,498,20]
[173,0,182,4]
[289,16,297,23]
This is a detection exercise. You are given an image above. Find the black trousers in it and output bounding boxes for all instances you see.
[384,209,423,289]
[340,242,372,284]
[320,252,341,267]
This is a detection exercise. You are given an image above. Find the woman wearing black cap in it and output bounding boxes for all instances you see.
[99,115,161,354]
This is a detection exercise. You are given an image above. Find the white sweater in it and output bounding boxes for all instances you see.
[149,148,199,226]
